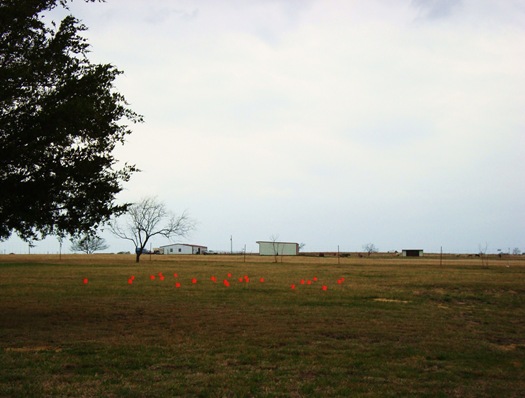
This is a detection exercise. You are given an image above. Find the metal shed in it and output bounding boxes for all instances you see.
[257,241,299,256]
[402,249,424,257]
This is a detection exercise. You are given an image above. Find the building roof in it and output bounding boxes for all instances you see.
[160,243,207,248]
[256,241,299,245]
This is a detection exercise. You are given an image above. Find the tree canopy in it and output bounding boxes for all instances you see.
[0,0,142,241]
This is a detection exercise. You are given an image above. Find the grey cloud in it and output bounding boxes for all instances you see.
[143,8,198,25]
[412,0,462,20]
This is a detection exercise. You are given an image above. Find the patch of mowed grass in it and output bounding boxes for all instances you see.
[1,255,524,397]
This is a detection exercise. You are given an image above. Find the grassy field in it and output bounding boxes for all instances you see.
[1,254,524,397]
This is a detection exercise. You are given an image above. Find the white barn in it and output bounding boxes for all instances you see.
[257,241,299,256]
[161,243,207,255]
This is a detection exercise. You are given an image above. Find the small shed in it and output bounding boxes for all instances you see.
[402,249,423,257]
[257,241,298,256]
[161,243,207,255]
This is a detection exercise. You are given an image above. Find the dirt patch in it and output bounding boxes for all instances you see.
[5,346,62,353]
[492,344,517,352]
[373,298,410,304]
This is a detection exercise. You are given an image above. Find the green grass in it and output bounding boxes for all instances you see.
[1,254,524,397]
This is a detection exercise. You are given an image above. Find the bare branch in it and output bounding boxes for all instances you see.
[110,197,195,262]
[70,234,109,254]
[362,243,378,257]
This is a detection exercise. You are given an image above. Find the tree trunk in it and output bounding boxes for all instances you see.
[135,252,141,263]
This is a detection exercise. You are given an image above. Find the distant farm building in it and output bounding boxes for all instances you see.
[161,243,207,255]
[402,249,423,257]
[257,241,299,256]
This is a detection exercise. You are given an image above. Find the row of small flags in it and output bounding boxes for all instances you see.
[82,273,346,291]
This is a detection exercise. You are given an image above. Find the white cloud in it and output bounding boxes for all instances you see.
[4,0,523,254]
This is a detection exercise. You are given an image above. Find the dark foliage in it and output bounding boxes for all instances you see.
[0,0,142,241]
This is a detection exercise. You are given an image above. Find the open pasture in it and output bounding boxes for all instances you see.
[1,254,524,397]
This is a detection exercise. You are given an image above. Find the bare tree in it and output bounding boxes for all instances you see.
[512,247,521,255]
[110,197,194,263]
[478,243,489,266]
[270,234,282,263]
[70,234,109,254]
[362,243,378,257]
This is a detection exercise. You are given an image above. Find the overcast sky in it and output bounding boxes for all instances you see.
[2,0,524,255]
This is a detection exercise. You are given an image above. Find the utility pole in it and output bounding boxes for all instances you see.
[230,235,233,254]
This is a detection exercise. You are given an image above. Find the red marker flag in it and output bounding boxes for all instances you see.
[83,278,88,285]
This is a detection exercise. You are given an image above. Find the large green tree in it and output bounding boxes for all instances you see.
[0,0,141,241]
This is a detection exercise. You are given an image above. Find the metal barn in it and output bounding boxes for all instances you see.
[257,241,299,256]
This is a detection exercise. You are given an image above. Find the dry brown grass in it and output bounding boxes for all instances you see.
[1,254,524,397]
[3,252,523,266]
